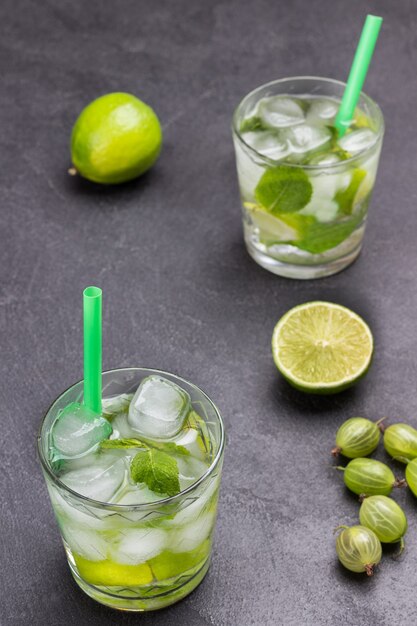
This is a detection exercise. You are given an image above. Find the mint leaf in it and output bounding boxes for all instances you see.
[296,217,361,254]
[100,438,149,450]
[239,116,266,133]
[255,166,312,215]
[100,437,190,456]
[334,169,367,215]
[268,209,367,255]
[130,449,180,497]
[151,441,190,456]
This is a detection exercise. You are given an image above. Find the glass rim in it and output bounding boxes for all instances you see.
[232,75,385,170]
[37,366,225,510]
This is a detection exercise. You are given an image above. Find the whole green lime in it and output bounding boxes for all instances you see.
[70,92,162,184]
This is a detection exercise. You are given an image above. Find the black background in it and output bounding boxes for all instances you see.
[2,1,417,625]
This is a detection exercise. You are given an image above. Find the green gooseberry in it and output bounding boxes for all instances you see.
[383,423,417,462]
[338,458,406,497]
[405,458,417,497]
[359,495,407,551]
[332,417,382,458]
[335,525,382,576]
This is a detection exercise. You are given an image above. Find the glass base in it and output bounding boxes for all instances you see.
[69,557,211,612]
[245,240,362,279]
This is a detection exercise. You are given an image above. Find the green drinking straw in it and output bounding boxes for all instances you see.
[83,286,102,414]
[335,14,383,137]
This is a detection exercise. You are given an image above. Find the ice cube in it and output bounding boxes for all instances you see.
[258,96,305,128]
[102,393,133,420]
[311,171,351,200]
[165,477,220,528]
[51,402,112,460]
[170,512,215,553]
[306,98,338,124]
[234,137,266,200]
[307,153,342,166]
[361,150,380,179]
[60,450,100,472]
[61,524,108,561]
[60,455,126,502]
[112,528,167,564]
[338,128,376,154]
[128,376,191,439]
[177,456,210,490]
[241,131,290,161]
[300,198,339,223]
[284,124,332,155]
[174,427,206,461]
[110,412,138,439]
[116,485,165,506]
[48,486,110,529]
[112,488,169,524]
[300,169,351,223]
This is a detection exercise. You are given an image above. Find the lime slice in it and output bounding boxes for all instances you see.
[149,541,210,579]
[353,107,375,130]
[353,171,375,208]
[334,168,367,215]
[74,554,153,586]
[184,410,211,457]
[73,541,210,587]
[245,203,300,245]
[272,302,373,394]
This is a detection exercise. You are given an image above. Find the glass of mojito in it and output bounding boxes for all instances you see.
[38,367,224,611]
[232,77,384,279]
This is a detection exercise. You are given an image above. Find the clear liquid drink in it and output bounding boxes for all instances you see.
[232,77,384,279]
[38,368,224,611]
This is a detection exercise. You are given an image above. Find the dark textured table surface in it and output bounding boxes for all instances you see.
[2,1,417,624]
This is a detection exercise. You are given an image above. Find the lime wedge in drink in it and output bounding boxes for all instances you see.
[272,301,373,394]
[245,203,300,245]
[353,107,375,130]
[334,168,367,215]
[74,554,154,586]
[351,170,375,208]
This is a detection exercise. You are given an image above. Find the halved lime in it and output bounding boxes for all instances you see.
[272,301,373,394]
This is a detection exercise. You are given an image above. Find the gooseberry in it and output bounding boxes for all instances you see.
[335,525,382,575]
[383,423,417,463]
[405,458,417,498]
[339,458,406,497]
[332,417,382,458]
[359,495,407,551]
